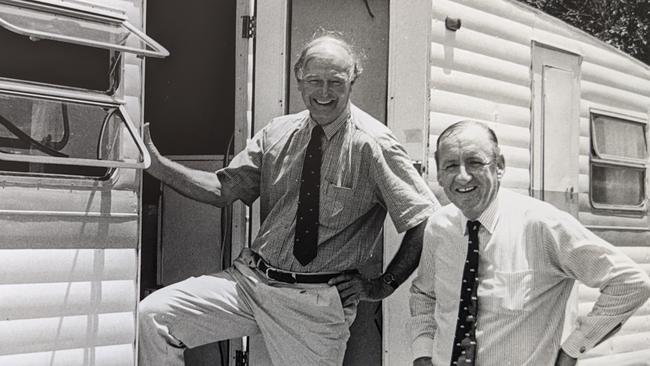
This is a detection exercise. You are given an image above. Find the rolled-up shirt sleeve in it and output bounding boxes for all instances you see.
[543,211,650,358]
[370,135,440,233]
[408,221,439,360]
[215,128,264,206]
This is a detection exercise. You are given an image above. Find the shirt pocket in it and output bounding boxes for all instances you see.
[491,270,533,311]
[320,180,355,227]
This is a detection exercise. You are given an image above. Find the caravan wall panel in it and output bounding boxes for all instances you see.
[0,0,146,364]
[428,0,650,363]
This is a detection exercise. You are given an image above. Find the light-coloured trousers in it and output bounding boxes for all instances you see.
[138,249,357,366]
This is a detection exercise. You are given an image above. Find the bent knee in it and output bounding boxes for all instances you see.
[138,289,176,324]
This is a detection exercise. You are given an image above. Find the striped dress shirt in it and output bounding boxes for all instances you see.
[215,103,439,272]
[409,189,650,365]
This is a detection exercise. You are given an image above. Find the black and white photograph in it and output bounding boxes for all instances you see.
[0,1,648,365]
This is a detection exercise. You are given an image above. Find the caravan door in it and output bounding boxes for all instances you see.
[531,42,582,217]
[531,42,582,339]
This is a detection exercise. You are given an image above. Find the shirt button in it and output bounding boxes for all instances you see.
[579,346,586,353]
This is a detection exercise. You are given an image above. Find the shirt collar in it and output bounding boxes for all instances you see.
[307,102,351,140]
[461,189,501,235]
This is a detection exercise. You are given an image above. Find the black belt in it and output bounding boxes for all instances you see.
[253,253,346,284]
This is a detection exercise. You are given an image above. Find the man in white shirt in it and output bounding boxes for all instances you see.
[408,120,650,366]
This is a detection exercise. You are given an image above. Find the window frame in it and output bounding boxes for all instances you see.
[0,86,150,170]
[0,0,167,178]
[589,108,648,212]
[0,0,169,58]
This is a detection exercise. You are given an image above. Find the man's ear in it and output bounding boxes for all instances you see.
[434,152,441,182]
[496,154,505,180]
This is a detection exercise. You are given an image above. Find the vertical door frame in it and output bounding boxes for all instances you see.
[250,0,290,246]
[233,0,257,271]
[229,0,258,365]
[530,41,582,202]
[383,1,432,365]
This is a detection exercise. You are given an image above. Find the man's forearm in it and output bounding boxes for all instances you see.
[329,218,428,304]
[143,123,229,206]
[358,219,428,301]
[384,218,427,286]
[147,153,228,207]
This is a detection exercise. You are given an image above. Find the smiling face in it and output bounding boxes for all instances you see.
[436,127,505,219]
[296,41,354,126]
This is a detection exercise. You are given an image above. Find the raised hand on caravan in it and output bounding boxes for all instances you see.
[142,122,227,207]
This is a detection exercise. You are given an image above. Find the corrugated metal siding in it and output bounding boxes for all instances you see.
[0,0,146,364]
[428,0,650,363]
[428,0,532,197]
[0,195,141,364]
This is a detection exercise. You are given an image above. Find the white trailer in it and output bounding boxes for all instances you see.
[2,0,645,365]
[0,0,167,365]
[252,0,650,365]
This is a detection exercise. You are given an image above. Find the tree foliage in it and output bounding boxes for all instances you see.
[517,0,650,65]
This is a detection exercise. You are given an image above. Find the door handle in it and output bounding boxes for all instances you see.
[565,186,575,200]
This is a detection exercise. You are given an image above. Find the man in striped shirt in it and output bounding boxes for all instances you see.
[139,33,439,366]
[409,120,650,366]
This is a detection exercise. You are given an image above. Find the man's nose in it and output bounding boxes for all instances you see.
[454,164,472,183]
[319,82,329,95]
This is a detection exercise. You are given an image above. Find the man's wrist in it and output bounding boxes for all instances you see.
[365,274,396,300]
[380,272,399,290]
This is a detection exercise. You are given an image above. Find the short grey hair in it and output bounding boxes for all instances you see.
[293,31,363,84]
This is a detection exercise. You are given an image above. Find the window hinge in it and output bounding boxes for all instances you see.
[235,350,249,366]
[241,16,256,39]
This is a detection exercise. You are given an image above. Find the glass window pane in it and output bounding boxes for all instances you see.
[0,92,145,176]
[0,26,110,91]
[592,115,647,160]
[0,4,132,44]
[591,164,645,207]
[0,1,167,57]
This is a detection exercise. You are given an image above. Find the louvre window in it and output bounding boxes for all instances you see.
[0,0,168,177]
[0,0,168,58]
[0,92,150,177]
[590,112,648,210]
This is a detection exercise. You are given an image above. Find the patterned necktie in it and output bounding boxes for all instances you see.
[293,125,324,265]
[450,220,481,365]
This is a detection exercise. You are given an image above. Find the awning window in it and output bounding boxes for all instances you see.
[0,0,168,58]
[0,91,150,171]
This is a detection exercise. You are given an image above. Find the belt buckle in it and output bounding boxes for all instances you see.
[254,256,272,279]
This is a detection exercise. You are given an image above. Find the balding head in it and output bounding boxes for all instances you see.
[435,120,500,165]
[293,33,363,84]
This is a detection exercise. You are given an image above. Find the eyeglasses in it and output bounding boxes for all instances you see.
[441,160,494,175]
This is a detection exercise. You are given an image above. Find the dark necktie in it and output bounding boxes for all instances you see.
[450,220,481,365]
[293,125,323,265]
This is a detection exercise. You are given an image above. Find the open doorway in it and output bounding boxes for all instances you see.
[142,1,238,365]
